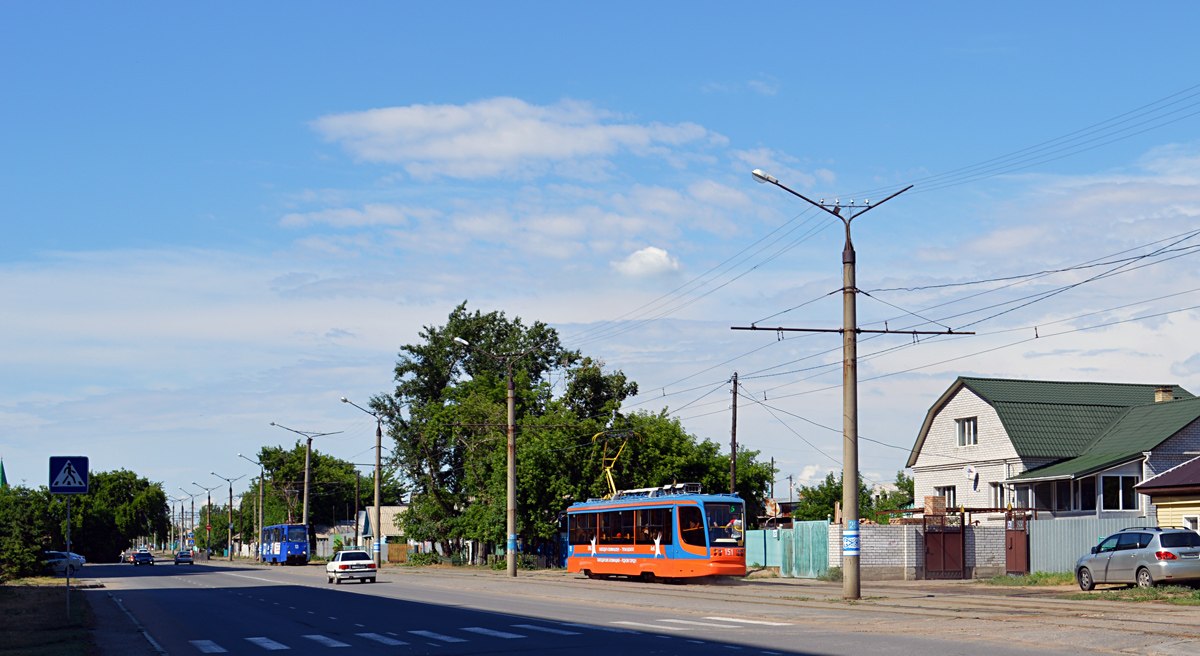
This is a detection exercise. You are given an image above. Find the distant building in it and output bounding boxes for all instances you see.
[356,505,408,562]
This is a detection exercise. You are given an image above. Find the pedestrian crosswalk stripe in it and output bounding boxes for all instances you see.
[461,627,525,639]
[512,624,580,636]
[660,619,743,628]
[612,621,683,631]
[189,640,227,653]
[245,637,290,650]
[302,635,349,648]
[356,633,407,646]
[408,630,466,643]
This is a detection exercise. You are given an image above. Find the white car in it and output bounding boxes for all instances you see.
[326,550,377,584]
[43,551,84,574]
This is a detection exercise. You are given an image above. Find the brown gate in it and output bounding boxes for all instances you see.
[1005,511,1030,576]
[923,512,964,579]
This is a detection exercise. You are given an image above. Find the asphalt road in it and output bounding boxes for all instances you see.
[84,559,1193,656]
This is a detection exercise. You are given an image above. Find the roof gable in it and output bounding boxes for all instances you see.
[1138,454,1200,491]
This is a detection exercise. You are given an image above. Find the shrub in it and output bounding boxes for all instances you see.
[405,552,443,567]
[817,567,843,582]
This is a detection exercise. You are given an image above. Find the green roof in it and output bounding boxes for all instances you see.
[908,377,1198,471]
[1009,451,1144,480]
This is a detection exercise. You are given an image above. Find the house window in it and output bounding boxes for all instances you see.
[1054,480,1071,511]
[1184,516,1199,531]
[956,418,978,446]
[990,483,1006,508]
[936,485,957,508]
[1101,475,1140,511]
[1034,483,1053,510]
[1077,477,1096,512]
[1013,485,1031,508]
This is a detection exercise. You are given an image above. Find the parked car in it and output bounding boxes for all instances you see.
[43,551,84,574]
[132,551,155,566]
[325,550,377,584]
[1076,527,1200,590]
[68,552,86,565]
[174,550,194,565]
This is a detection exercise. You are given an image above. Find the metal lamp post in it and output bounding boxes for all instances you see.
[192,483,219,557]
[238,454,266,562]
[212,472,246,561]
[179,489,199,552]
[340,397,387,569]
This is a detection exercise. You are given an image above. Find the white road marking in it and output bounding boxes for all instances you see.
[245,637,290,650]
[612,622,683,631]
[704,617,792,626]
[189,640,227,653]
[357,633,408,646]
[512,624,580,636]
[557,622,638,634]
[354,624,364,628]
[302,635,349,648]
[328,617,337,620]
[408,631,466,643]
[660,619,742,628]
[461,627,525,639]
[725,647,742,651]
[763,652,783,655]
[688,639,705,644]
[385,632,399,636]
[221,572,278,583]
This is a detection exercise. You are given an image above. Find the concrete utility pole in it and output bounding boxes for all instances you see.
[192,483,218,556]
[770,457,775,498]
[742,170,971,599]
[354,471,360,548]
[730,371,738,494]
[341,398,385,568]
[212,472,245,561]
[270,423,342,532]
[240,454,265,562]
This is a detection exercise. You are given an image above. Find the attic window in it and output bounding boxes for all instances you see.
[956,418,978,446]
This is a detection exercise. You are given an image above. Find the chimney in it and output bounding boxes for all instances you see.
[1155,386,1175,403]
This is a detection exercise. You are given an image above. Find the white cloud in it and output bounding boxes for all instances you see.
[311,97,721,179]
[611,247,681,276]
[281,203,425,228]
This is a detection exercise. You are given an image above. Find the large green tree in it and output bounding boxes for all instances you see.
[374,302,775,557]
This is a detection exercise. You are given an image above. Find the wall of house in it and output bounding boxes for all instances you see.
[1146,417,1200,479]
[1148,495,1200,529]
[912,386,1023,510]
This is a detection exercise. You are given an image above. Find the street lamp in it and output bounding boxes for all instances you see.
[749,169,911,599]
[178,489,200,552]
[192,482,219,557]
[452,335,551,578]
[238,453,266,562]
[269,422,342,526]
[212,471,246,561]
[340,397,387,568]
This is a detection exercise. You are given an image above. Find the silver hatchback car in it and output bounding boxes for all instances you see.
[1076,527,1200,590]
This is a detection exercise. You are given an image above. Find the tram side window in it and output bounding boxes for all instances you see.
[678,506,707,547]
[569,513,597,545]
[634,508,673,545]
[602,510,635,545]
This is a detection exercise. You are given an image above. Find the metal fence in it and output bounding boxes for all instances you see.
[746,522,829,578]
[1029,516,1153,573]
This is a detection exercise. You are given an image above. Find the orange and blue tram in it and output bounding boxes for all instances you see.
[565,483,746,581]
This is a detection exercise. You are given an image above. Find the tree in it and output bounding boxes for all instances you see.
[255,442,403,531]
[0,486,51,580]
[374,302,778,557]
[790,472,872,523]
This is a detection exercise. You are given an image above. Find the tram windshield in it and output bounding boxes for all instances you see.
[704,502,744,546]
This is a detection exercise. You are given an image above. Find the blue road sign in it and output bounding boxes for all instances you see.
[49,456,89,494]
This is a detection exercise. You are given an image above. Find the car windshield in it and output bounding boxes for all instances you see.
[704,502,745,546]
[1161,532,1200,548]
[341,552,371,561]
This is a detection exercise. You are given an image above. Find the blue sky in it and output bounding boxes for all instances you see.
[3,3,1200,500]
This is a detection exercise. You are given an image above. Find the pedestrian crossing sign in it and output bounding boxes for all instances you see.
[49,456,89,494]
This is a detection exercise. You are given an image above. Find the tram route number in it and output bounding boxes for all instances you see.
[713,548,745,557]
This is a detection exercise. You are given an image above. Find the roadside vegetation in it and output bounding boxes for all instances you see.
[0,583,94,655]
[1065,584,1200,605]
[985,571,1075,586]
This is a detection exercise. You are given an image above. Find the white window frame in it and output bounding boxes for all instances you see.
[936,485,957,508]
[989,482,1006,508]
[1184,516,1199,531]
[1101,475,1140,511]
[956,417,978,447]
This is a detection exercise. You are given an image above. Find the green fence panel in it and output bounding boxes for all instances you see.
[783,520,829,579]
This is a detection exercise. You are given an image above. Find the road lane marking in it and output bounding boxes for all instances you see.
[357,633,408,646]
[461,628,525,639]
[245,637,290,650]
[302,635,349,648]
[189,640,227,653]
[687,639,705,644]
[408,631,466,643]
[660,619,743,628]
[612,622,683,631]
[704,617,792,626]
[385,632,399,636]
[762,652,783,655]
[328,617,337,620]
[512,624,580,636]
[221,573,279,583]
[556,622,637,634]
[354,624,364,628]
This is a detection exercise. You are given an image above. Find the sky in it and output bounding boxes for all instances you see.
[3,3,1200,504]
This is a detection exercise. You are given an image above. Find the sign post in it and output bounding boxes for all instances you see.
[49,456,89,621]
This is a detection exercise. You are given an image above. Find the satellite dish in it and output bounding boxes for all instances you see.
[964,466,977,480]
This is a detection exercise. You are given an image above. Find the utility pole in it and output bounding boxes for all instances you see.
[212,472,245,561]
[340,399,385,568]
[743,170,971,599]
[270,423,342,532]
[354,471,361,548]
[730,371,738,494]
[787,474,794,504]
[770,457,775,498]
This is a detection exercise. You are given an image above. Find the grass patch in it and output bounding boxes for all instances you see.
[0,584,94,655]
[1064,584,1200,605]
[816,567,842,582]
[781,595,813,601]
[985,571,1075,586]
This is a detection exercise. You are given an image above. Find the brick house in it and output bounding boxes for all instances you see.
[906,377,1200,523]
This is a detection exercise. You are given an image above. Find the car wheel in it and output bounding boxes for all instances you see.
[1137,567,1155,588]
[334,577,341,584]
[369,577,376,583]
[327,576,333,584]
[1077,568,1094,591]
